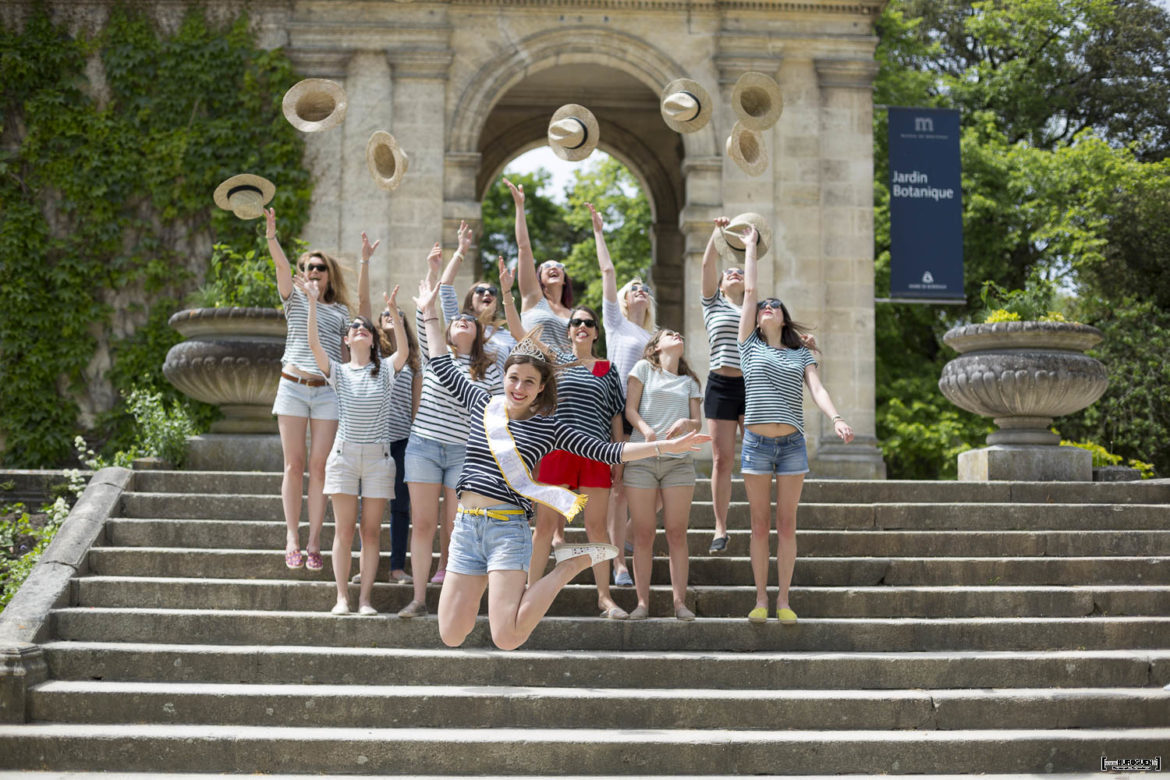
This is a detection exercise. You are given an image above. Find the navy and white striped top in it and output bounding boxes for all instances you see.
[326,358,395,444]
[701,290,743,372]
[552,350,625,442]
[739,331,817,432]
[439,284,517,376]
[385,364,415,443]
[413,309,503,445]
[281,288,348,376]
[429,354,625,514]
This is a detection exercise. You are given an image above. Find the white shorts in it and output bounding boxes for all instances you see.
[323,441,395,499]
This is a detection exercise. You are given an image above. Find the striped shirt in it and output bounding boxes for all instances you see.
[552,351,625,441]
[326,359,395,444]
[602,298,652,394]
[701,290,743,371]
[429,353,625,514]
[440,284,517,375]
[627,359,702,458]
[521,297,570,350]
[414,309,503,444]
[385,364,415,442]
[739,331,817,432]
[281,288,348,376]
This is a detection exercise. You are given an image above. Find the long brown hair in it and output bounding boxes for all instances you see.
[503,353,558,416]
[346,315,382,376]
[378,309,420,374]
[538,261,574,308]
[755,299,814,351]
[565,305,601,358]
[297,250,354,313]
[447,314,493,381]
[462,280,506,328]
[642,328,700,385]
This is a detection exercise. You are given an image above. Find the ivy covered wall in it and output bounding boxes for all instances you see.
[0,4,311,466]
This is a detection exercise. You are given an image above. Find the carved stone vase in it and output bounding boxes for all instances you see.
[938,321,1108,480]
[163,308,286,434]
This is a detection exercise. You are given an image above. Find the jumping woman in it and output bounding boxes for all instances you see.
[414,278,710,650]
[737,225,853,624]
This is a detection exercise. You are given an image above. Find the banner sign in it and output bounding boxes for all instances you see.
[888,107,964,300]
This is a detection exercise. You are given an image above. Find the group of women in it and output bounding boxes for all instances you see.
[264,180,853,648]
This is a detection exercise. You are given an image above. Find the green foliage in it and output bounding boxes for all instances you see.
[977,273,1068,323]
[877,375,993,480]
[1060,439,1155,479]
[189,240,298,309]
[481,170,576,279]
[0,7,311,467]
[124,388,198,467]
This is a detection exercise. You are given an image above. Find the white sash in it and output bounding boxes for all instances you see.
[483,396,587,522]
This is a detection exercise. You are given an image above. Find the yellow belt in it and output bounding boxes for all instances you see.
[458,505,526,522]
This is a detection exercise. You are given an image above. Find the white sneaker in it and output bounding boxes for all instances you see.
[553,542,619,566]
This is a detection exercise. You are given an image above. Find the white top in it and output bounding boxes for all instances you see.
[602,298,652,394]
[414,308,504,445]
[701,290,743,372]
[739,331,817,433]
[521,297,570,350]
[385,364,415,442]
[281,288,348,376]
[439,283,516,375]
[326,358,395,444]
[627,359,702,459]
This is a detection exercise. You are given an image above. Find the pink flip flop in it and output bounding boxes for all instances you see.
[429,569,446,584]
[306,551,324,571]
[284,550,305,569]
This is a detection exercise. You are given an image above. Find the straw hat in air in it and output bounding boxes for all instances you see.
[282,78,348,133]
[725,121,769,177]
[660,78,712,134]
[213,173,275,220]
[547,104,600,162]
[713,212,772,263]
[731,71,783,131]
[366,131,409,191]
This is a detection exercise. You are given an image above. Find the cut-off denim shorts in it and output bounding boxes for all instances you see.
[447,503,532,576]
[741,429,809,476]
[404,434,466,490]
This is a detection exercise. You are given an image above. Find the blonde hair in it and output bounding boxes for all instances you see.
[297,250,355,314]
[618,277,656,331]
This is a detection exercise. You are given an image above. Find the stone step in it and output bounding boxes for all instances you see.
[43,642,1170,690]
[102,518,1170,556]
[1,723,1167,774]
[85,548,1170,585]
[72,577,1170,618]
[49,608,1170,652]
[27,680,1170,730]
[128,470,1170,505]
[114,493,1170,528]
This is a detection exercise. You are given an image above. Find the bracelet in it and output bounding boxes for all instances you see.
[424,317,438,323]
[266,235,276,240]
[832,415,844,423]
[654,442,662,456]
[360,260,369,265]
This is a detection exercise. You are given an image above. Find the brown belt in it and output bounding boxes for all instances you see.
[281,371,327,387]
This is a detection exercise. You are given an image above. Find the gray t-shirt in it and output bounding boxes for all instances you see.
[627,359,702,458]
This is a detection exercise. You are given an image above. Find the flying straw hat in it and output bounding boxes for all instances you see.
[713,212,772,263]
[731,71,783,131]
[282,78,348,133]
[213,173,275,220]
[547,104,600,162]
[366,131,409,191]
[725,121,769,177]
[659,78,712,134]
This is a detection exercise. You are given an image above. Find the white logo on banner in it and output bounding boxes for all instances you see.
[922,271,934,284]
[915,117,934,132]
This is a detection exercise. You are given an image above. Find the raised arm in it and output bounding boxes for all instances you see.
[738,225,761,343]
[357,231,380,321]
[588,202,618,304]
[439,221,472,286]
[805,365,854,444]
[381,287,408,373]
[414,278,444,363]
[498,256,525,341]
[506,178,541,309]
[700,217,730,299]
[425,240,442,289]
[265,208,295,301]
[293,275,331,377]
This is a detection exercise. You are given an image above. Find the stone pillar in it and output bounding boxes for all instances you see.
[292,50,351,257]
[680,156,723,377]
[809,58,886,479]
[444,151,485,293]
[385,49,454,303]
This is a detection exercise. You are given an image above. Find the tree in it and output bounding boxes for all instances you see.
[479,170,575,281]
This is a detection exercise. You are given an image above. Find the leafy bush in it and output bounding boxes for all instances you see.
[187,240,299,310]
[977,274,1070,324]
[124,388,198,467]
[0,467,88,610]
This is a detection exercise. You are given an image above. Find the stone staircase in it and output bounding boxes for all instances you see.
[1,470,1169,774]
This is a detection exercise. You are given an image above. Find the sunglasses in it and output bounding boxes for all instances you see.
[569,318,596,328]
[724,268,743,276]
[302,262,328,273]
[757,298,784,311]
[473,285,498,297]
[629,284,652,294]
[540,261,565,271]
[453,313,477,324]
[348,320,371,332]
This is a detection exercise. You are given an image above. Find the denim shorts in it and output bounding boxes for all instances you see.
[323,441,395,499]
[741,429,809,476]
[447,503,532,576]
[404,434,466,489]
[624,454,696,490]
[272,376,339,421]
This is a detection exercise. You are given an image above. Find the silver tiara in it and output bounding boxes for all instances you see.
[509,326,557,363]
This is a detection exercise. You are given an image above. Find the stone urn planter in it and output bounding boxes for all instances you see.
[163,307,286,434]
[938,321,1109,480]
